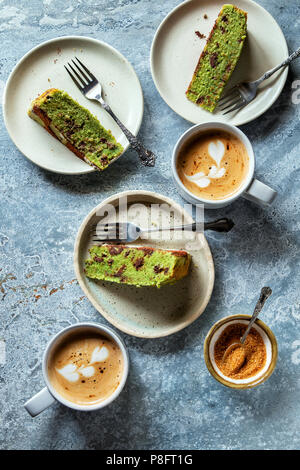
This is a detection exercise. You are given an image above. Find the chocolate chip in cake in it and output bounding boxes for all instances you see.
[113,265,126,277]
[108,246,124,255]
[140,247,154,256]
[133,258,144,270]
[210,52,218,68]
[101,156,108,165]
[196,96,205,104]
[154,265,164,274]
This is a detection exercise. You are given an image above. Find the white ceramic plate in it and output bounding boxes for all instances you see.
[3,36,144,174]
[74,190,215,338]
[150,0,288,126]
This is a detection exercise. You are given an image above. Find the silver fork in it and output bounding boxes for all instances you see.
[65,57,156,167]
[218,46,300,115]
[91,218,234,243]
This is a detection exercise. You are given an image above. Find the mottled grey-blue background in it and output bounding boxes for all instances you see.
[1,0,300,450]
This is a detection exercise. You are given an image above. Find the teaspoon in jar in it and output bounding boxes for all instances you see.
[222,287,272,370]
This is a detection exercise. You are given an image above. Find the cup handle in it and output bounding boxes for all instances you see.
[242,178,277,206]
[24,387,55,417]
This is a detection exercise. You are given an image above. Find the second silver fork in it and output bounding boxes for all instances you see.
[91,218,234,243]
[65,56,156,167]
[218,46,300,114]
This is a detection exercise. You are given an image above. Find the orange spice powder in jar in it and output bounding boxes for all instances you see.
[214,323,267,380]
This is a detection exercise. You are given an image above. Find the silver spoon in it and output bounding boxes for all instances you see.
[223,286,272,366]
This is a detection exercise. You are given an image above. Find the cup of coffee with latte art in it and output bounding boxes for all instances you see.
[172,122,277,209]
[24,323,129,416]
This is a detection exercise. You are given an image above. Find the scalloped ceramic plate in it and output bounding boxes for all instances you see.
[3,36,143,174]
[150,0,288,125]
[74,190,215,338]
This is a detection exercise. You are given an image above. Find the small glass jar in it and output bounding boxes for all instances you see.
[204,314,278,389]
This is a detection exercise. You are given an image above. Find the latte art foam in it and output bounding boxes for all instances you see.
[177,130,249,201]
[184,139,227,188]
[48,332,123,405]
[56,346,109,382]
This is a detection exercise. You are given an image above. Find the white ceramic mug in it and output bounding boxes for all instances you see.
[172,122,277,209]
[24,322,129,417]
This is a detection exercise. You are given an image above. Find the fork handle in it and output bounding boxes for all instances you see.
[96,97,156,167]
[145,218,234,233]
[255,46,300,85]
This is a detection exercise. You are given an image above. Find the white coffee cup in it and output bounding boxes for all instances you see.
[24,322,129,416]
[172,122,277,209]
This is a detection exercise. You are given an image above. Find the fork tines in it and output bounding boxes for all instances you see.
[64,56,97,92]
[217,86,246,115]
[91,223,127,242]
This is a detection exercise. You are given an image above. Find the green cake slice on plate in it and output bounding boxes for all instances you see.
[28,88,123,171]
[186,4,247,112]
[85,245,191,288]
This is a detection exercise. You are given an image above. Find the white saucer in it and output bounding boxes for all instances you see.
[74,190,215,338]
[150,0,288,126]
[3,36,144,174]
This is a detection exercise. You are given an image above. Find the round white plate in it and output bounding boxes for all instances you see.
[150,0,288,126]
[74,190,215,338]
[3,36,144,174]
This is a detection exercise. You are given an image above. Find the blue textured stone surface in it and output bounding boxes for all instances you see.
[1,0,300,450]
